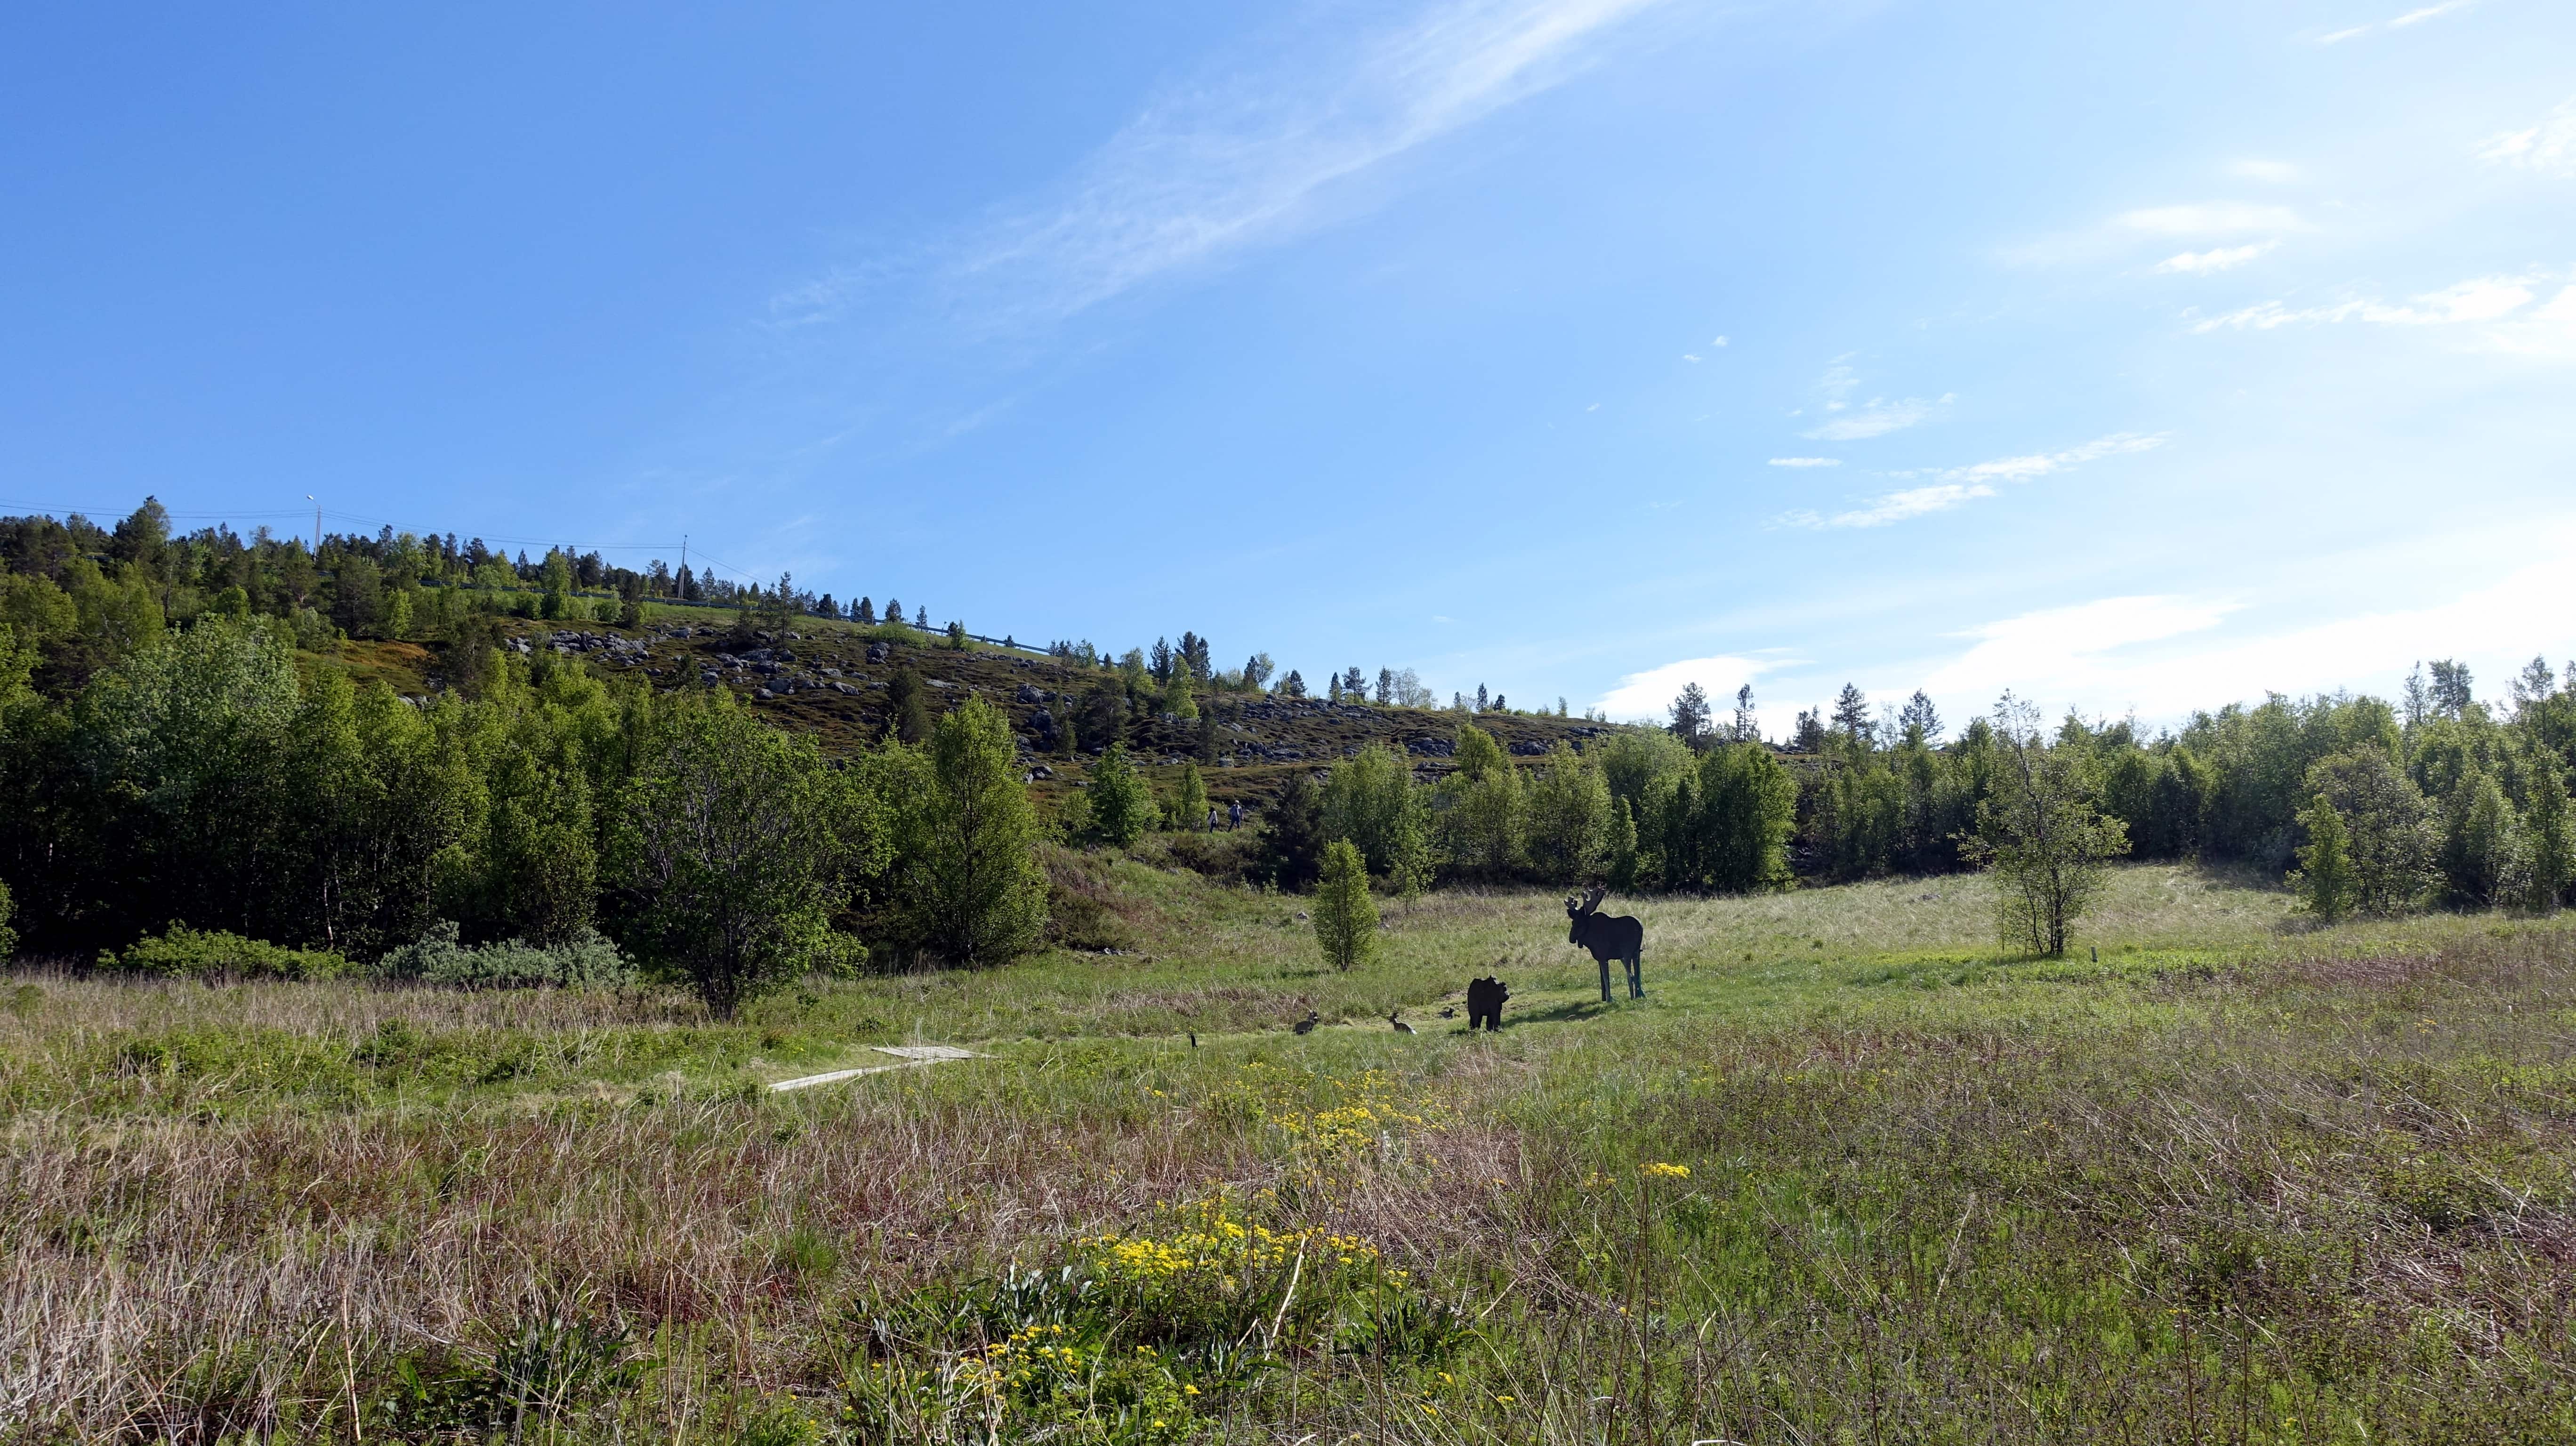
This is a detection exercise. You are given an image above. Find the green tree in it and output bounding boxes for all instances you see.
[1321,742,1426,878]
[608,697,855,1018]
[1524,743,1612,884]
[1085,742,1157,848]
[1435,723,1524,879]
[887,667,931,744]
[1963,695,2131,956]
[2289,793,2359,923]
[1604,796,1641,891]
[1253,770,1326,889]
[1696,742,1801,892]
[1168,760,1210,830]
[2305,748,2436,915]
[1311,838,1378,972]
[2442,772,2528,907]
[1163,658,1199,719]
[2526,763,2574,914]
[894,696,1046,966]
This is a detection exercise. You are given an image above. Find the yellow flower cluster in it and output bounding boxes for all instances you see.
[1640,1161,1692,1180]
[1087,1193,1378,1288]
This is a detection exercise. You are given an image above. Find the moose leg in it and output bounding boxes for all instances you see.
[1597,956,1611,1004]
[1628,954,1644,999]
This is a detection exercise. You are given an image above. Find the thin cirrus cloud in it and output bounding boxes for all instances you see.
[2479,98,2576,177]
[2154,241,2275,275]
[2317,0,2474,45]
[776,0,1671,332]
[2190,273,2560,333]
[1777,432,2167,530]
[1767,457,1840,468]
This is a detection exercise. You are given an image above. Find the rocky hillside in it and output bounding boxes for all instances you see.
[349,611,1632,814]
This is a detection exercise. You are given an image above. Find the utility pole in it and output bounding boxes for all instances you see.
[307,495,319,554]
[680,534,688,601]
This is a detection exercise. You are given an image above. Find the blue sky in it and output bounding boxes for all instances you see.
[3,1,2571,733]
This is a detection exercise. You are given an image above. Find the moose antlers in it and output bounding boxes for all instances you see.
[1567,885,1606,915]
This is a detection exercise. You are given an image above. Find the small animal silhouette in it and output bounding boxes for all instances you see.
[1565,886,1645,1002]
[1292,1010,1319,1035]
[1437,1005,1457,1019]
[1188,1031,1198,1049]
[1387,1011,1414,1035]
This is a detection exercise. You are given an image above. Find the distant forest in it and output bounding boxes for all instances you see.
[0,496,2568,1006]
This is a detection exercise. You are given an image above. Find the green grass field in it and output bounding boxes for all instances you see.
[6,863,2574,1443]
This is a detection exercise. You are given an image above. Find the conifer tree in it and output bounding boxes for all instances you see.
[1669,683,1709,747]
[887,667,931,744]
[2290,793,2359,924]
[1312,838,1378,972]
[855,596,875,624]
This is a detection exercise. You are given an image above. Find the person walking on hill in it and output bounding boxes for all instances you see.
[1228,800,1245,831]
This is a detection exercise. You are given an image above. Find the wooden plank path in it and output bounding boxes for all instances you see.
[767,1044,983,1093]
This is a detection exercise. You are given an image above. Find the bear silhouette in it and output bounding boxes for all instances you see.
[1465,976,1510,1032]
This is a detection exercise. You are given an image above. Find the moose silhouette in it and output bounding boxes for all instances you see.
[1565,886,1644,1002]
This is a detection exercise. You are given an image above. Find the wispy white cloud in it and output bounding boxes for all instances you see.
[2479,98,2576,177]
[1798,363,1950,441]
[1710,335,1729,347]
[2316,0,2472,44]
[1681,353,1702,362]
[1778,432,2166,530]
[1767,456,1840,468]
[2154,241,2275,275]
[846,0,1671,329]
[2190,273,2547,332]
[1592,653,1784,722]
[2116,202,2305,236]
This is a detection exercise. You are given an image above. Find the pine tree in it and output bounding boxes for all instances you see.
[1475,683,1489,712]
[1669,683,1709,747]
[884,597,902,628]
[1150,637,1174,684]
[1376,667,1393,706]
[1831,683,1872,742]
[1312,838,1379,972]
[855,597,875,624]
[887,667,931,744]
[1732,684,1757,743]
[2289,793,2359,924]
[914,605,927,628]
[1897,689,1942,745]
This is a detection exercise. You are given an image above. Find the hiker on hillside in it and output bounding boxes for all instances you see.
[1228,800,1244,831]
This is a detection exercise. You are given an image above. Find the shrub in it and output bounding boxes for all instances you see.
[377,921,636,990]
[105,924,355,981]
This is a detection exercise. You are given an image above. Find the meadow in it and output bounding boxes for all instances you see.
[5,862,2574,1444]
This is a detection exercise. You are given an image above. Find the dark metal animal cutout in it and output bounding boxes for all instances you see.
[1566,886,1644,1002]
[1465,976,1510,1031]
